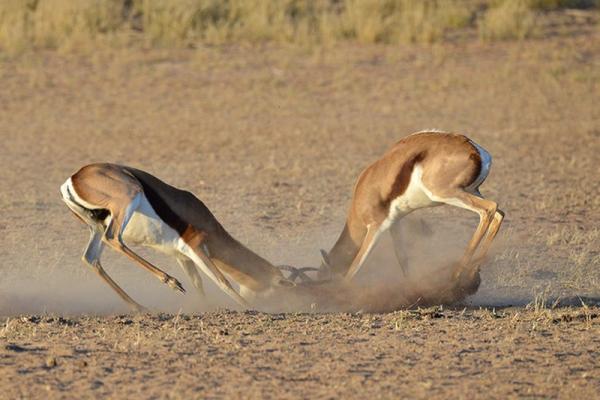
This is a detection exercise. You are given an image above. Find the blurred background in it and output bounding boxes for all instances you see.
[0,0,599,314]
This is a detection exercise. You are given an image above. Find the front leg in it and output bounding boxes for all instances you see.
[82,225,146,312]
[345,222,384,281]
[103,197,186,293]
[190,249,249,308]
[389,221,409,276]
[177,256,205,298]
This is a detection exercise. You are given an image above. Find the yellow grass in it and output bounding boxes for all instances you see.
[132,0,475,46]
[479,0,537,40]
[0,0,123,52]
[0,0,597,53]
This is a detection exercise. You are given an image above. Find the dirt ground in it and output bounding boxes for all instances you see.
[1,308,599,399]
[1,31,599,398]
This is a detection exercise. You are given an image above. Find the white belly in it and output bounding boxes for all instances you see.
[384,165,439,227]
[122,194,181,256]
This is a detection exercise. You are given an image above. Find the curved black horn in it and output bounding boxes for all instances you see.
[277,265,318,283]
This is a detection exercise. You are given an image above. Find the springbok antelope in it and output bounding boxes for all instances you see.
[60,163,294,311]
[319,131,504,296]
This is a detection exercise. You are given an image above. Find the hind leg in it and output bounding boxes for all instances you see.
[468,209,505,275]
[454,206,504,296]
[434,191,497,282]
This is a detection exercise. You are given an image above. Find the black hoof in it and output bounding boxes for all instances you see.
[459,271,481,296]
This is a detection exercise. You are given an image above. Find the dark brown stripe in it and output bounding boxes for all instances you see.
[383,151,426,208]
[126,169,189,236]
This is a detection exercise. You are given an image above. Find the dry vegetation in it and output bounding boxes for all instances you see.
[1,0,600,397]
[0,0,599,53]
[1,306,599,398]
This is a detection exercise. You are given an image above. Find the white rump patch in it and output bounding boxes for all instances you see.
[466,139,492,193]
[60,177,103,211]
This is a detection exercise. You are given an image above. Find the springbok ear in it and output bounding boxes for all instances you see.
[320,249,331,267]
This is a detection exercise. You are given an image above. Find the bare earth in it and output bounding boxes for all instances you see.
[1,32,600,398]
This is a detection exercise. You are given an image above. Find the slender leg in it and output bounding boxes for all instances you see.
[345,222,384,281]
[177,256,205,298]
[103,196,185,293]
[389,221,409,276]
[442,192,497,280]
[185,248,249,308]
[468,209,505,277]
[454,209,504,296]
[82,226,145,312]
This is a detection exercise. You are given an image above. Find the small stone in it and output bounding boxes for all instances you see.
[91,380,104,389]
[5,344,26,352]
[45,356,57,368]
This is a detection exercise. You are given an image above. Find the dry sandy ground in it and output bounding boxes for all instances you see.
[1,308,600,399]
[0,31,599,398]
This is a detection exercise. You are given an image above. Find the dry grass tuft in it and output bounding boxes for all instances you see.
[323,0,473,44]
[479,0,537,40]
[0,0,524,53]
[134,0,475,46]
[1,0,598,52]
[0,0,124,53]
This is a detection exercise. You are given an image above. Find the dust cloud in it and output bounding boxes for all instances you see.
[0,245,241,316]
[258,211,519,313]
[1,211,513,316]
[258,220,451,313]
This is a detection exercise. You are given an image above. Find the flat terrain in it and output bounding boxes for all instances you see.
[1,308,600,399]
[1,31,599,397]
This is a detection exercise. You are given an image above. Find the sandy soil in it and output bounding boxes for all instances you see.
[1,31,599,398]
[1,308,600,399]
